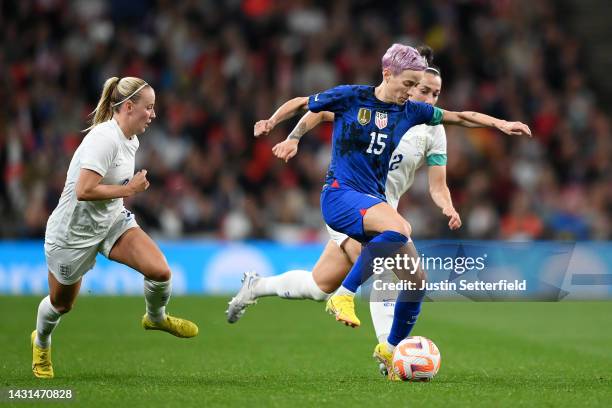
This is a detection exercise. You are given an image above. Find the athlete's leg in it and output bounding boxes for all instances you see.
[108,227,171,281]
[226,239,359,323]
[108,227,197,337]
[369,271,396,344]
[386,242,426,345]
[109,227,170,318]
[322,186,412,327]
[36,272,81,346]
[362,204,427,347]
[329,202,426,335]
[310,240,358,293]
[31,272,81,379]
[247,237,363,299]
[358,206,425,378]
[373,246,426,381]
[362,202,412,237]
[34,272,80,349]
[339,202,411,293]
[341,238,362,264]
[34,242,99,378]
[363,207,426,374]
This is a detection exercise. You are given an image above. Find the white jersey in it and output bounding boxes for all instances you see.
[45,118,139,248]
[384,123,447,209]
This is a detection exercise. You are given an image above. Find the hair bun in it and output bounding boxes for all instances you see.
[417,45,434,65]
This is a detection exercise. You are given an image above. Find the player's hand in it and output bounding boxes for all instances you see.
[499,121,532,137]
[254,119,275,137]
[127,169,150,195]
[272,139,299,162]
[443,206,461,230]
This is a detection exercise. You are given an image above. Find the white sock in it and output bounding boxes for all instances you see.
[36,295,62,348]
[144,278,171,322]
[369,297,395,345]
[251,270,330,301]
[335,285,355,296]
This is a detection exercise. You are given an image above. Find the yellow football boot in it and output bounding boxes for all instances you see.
[325,294,360,327]
[142,314,198,338]
[31,330,54,379]
[373,343,401,381]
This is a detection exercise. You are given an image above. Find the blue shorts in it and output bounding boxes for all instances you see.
[320,181,384,243]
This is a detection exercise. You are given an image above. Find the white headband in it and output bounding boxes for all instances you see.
[426,67,440,75]
[112,82,148,107]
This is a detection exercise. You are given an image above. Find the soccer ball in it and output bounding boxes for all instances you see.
[392,336,441,381]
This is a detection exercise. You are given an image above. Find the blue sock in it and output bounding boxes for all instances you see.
[341,230,408,293]
[387,291,425,346]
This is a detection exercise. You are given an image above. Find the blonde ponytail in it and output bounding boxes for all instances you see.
[83,76,148,132]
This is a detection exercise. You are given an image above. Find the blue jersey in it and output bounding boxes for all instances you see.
[308,85,443,200]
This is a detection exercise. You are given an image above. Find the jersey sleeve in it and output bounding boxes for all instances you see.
[406,102,444,126]
[79,131,118,177]
[425,125,447,166]
[308,85,355,113]
[429,107,444,125]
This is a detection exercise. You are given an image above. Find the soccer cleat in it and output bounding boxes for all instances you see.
[31,330,54,379]
[373,343,401,381]
[142,314,198,338]
[325,294,360,327]
[377,361,388,377]
[226,271,259,323]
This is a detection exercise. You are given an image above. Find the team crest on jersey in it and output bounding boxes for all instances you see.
[375,111,388,129]
[357,108,371,125]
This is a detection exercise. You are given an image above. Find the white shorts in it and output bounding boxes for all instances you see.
[45,209,138,285]
[326,224,349,247]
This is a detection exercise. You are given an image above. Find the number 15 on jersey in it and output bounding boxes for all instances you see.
[366,131,387,155]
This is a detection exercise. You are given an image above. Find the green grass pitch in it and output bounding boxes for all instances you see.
[1,296,611,407]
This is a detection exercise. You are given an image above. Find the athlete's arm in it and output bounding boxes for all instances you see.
[75,169,149,201]
[254,97,309,138]
[441,110,532,137]
[272,111,335,162]
[428,165,461,230]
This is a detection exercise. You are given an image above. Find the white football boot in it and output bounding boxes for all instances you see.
[226,271,259,323]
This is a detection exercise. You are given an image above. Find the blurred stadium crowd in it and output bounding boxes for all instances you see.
[1,0,610,241]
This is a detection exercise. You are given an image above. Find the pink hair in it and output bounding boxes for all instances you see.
[381,43,428,75]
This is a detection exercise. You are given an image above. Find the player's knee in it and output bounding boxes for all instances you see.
[400,220,412,237]
[147,265,171,282]
[51,299,74,314]
[341,239,362,264]
[387,221,411,238]
[382,214,412,237]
